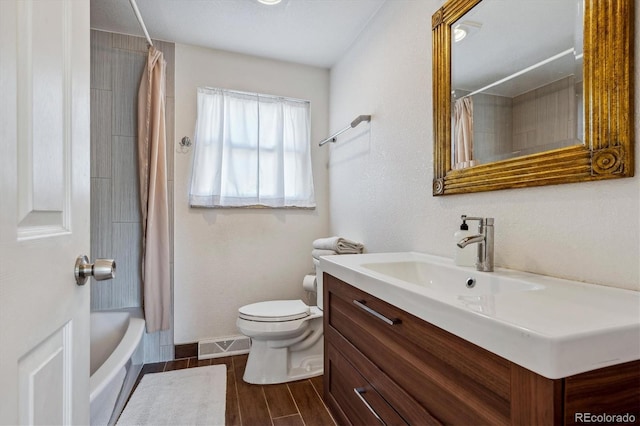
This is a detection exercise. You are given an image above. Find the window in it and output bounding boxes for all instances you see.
[189,87,315,208]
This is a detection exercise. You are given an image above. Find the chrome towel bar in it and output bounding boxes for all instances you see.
[319,115,371,146]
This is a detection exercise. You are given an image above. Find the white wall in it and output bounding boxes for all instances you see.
[329,1,639,291]
[174,44,330,344]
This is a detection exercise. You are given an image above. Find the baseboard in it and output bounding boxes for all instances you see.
[198,336,250,359]
[175,337,251,360]
[174,343,198,359]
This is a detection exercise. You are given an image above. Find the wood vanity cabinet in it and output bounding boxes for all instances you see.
[323,273,640,425]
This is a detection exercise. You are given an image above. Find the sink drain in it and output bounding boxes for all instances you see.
[465,277,476,288]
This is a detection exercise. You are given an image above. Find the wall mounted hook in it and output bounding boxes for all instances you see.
[178,136,192,153]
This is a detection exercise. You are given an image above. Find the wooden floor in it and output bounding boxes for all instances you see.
[131,354,336,426]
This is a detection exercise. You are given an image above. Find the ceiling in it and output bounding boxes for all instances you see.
[90,0,387,68]
[452,0,581,98]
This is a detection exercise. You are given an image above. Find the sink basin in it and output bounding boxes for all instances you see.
[361,260,543,295]
[319,252,640,379]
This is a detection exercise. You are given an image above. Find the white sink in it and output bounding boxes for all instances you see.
[319,252,640,379]
[361,260,543,295]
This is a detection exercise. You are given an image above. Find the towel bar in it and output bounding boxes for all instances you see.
[319,115,371,146]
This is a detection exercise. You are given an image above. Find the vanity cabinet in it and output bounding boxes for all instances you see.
[323,273,640,425]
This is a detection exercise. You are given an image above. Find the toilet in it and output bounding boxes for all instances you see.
[236,273,324,385]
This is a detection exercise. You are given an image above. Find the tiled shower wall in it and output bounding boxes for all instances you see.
[471,93,513,164]
[90,30,175,363]
[471,76,581,164]
[511,75,580,151]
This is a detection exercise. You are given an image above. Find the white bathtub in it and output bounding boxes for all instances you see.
[90,309,145,425]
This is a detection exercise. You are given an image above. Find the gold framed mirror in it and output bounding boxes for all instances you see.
[432,0,634,196]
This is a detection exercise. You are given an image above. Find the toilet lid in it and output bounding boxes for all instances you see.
[238,300,310,322]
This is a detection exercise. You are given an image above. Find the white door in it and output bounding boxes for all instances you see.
[0,0,91,424]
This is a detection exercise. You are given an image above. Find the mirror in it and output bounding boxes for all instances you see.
[451,1,583,167]
[432,0,634,196]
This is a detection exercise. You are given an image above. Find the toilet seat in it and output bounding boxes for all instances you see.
[239,300,310,322]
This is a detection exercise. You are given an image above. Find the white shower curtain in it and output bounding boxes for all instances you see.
[453,97,476,169]
[137,46,170,333]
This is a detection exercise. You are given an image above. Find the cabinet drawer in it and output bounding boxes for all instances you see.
[327,326,440,425]
[327,341,408,426]
[325,273,511,425]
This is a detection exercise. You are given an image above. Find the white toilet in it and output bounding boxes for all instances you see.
[236,273,324,385]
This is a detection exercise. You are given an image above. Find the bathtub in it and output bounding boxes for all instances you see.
[90,309,145,425]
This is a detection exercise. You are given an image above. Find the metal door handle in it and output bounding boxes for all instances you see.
[75,255,116,285]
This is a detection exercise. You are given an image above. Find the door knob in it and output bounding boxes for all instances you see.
[75,255,116,285]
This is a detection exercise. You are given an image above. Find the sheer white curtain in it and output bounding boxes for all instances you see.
[189,88,315,208]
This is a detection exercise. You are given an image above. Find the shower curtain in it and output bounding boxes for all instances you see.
[137,46,170,333]
[453,97,476,169]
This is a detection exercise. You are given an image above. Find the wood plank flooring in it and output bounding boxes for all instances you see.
[130,354,336,426]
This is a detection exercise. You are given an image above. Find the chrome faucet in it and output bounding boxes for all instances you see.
[457,215,494,272]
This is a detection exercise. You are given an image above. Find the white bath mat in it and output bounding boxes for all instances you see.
[117,364,226,426]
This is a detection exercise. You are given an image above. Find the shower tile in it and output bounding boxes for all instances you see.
[91,266,115,311]
[91,283,111,311]
[112,222,142,307]
[90,281,104,311]
[91,178,112,258]
[159,344,175,362]
[112,49,146,137]
[141,304,172,361]
[160,269,175,351]
[159,329,173,348]
[112,136,141,222]
[90,294,100,311]
[159,315,174,347]
[91,30,112,90]
[113,33,148,53]
[143,330,160,363]
[91,89,112,178]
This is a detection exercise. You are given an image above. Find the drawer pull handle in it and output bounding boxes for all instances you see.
[354,387,386,425]
[353,300,401,326]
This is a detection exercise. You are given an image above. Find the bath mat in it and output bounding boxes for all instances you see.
[117,364,226,425]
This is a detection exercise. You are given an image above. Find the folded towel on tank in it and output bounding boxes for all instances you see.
[312,249,338,260]
[313,236,364,254]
